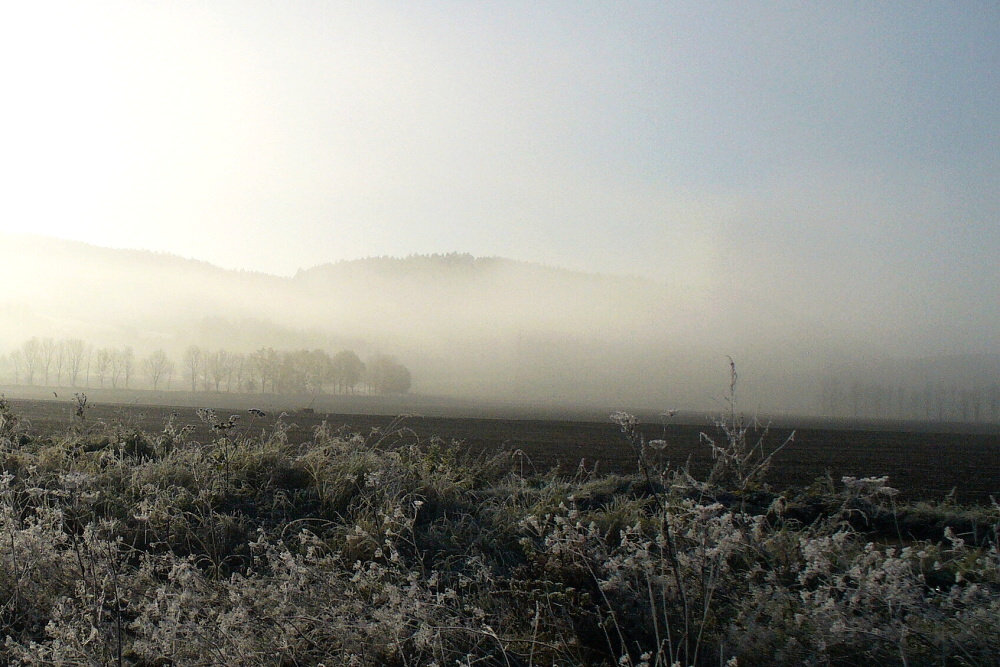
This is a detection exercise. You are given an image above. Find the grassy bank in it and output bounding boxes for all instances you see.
[0,395,997,665]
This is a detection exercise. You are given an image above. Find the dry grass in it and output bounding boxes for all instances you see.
[0,393,997,665]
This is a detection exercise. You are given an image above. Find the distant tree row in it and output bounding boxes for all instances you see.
[6,338,92,388]
[817,377,1000,423]
[2,338,411,396]
[180,346,389,395]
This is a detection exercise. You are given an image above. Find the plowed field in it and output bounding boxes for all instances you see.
[7,397,999,504]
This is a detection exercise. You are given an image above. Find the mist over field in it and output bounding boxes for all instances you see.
[2,232,998,420]
[2,7,1000,665]
[0,3,997,420]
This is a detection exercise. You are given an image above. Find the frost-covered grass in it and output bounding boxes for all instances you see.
[0,394,997,666]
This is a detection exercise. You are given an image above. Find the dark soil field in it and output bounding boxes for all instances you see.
[6,395,999,505]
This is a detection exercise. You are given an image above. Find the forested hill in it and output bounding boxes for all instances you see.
[292,253,700,342]
[1,236,696,348]
[1,233,295,347]
[4,234,996,414]
[0,236,712,406]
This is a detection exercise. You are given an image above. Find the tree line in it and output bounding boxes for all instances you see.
[2,338,411,396]
[817,376,1000,423]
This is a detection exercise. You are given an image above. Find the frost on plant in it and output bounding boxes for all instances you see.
[0,378,996,666]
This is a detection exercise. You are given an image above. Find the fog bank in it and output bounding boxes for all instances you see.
[2,234,997,420]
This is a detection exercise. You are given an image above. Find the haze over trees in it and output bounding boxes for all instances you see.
[1,337,405,398]
[365,355,412,395]
[1,234,998,417]
[330,350,365,394]
[143,349,174,391]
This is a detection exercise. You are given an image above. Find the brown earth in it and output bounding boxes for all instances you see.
[5,395,999,505]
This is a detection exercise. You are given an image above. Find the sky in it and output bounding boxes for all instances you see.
[0,1,998,357]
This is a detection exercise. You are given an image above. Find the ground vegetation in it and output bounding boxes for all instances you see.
[0,382,997,665]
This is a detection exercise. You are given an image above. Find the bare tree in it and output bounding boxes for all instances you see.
[39,338,57,386]
[21,338,41,385]
[143,350,174,391]
[243,359,258,394]
[84,344,93,388]
[251,347,279,395]
[121,346,135,389]
[183,345,204,392]
[306,349,333,393]
[94,348,112,388]
[206,349,232,392]
[9,351,24,385]
[230,352,247,393]
[59,338,87,387]
[110,348,124,388]
[53,340,66,387]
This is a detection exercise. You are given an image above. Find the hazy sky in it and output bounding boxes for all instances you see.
[1,2,998,355]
